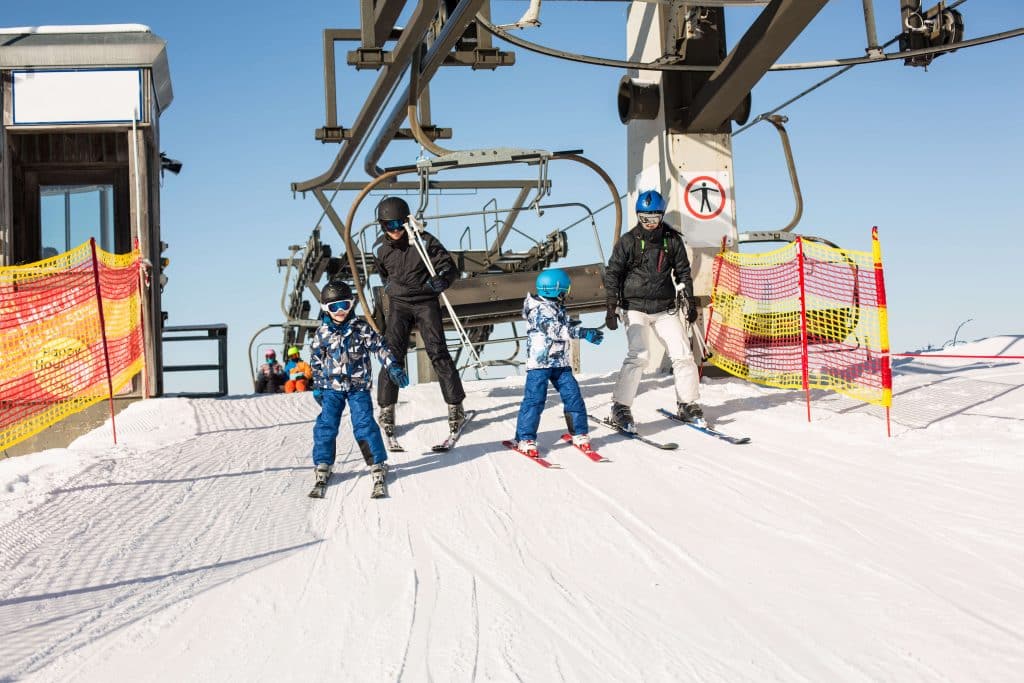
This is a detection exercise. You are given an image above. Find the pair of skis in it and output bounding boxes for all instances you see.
[501,434,610,468]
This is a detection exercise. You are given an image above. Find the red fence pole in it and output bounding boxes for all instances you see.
[796,237,811,422]
[90,238,118,444]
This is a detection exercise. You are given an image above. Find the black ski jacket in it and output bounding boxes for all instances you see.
[376,231,458,304]
[603,223,693,314]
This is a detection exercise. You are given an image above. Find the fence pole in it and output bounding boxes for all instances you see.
[871,226,892,437]
[133,239,150,399]
[796,237,811,422]
[90,239,118,444]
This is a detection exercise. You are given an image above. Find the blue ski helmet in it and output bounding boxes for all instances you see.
[536,268,571,299]
[636,190,666,213]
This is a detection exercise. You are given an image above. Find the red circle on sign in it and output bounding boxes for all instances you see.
[683,175,726,220]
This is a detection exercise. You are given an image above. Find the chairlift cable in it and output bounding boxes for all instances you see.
[734,9,1011,135]
[476,9,1021,73]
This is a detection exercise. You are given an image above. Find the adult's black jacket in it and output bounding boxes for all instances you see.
[376,231,458,304]
[603,223,693,314]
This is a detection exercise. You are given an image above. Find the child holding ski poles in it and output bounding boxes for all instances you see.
[309,279,409,499]
[509,268,604,458]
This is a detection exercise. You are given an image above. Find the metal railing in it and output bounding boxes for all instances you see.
[162,324,229,397]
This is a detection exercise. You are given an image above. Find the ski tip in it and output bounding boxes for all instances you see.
[660,443,679,450]
[431,446,450,453]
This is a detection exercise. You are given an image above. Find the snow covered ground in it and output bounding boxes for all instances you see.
[1,337,1022,682]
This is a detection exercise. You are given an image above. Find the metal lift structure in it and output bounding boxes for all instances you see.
[270,0,1002,380]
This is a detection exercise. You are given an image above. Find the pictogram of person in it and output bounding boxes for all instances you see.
[690,181,720,214]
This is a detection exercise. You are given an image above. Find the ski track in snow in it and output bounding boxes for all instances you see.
[1,339,1022,681]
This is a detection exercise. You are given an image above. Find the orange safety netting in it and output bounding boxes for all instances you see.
[0,240,144,451]
[706,228,891,408]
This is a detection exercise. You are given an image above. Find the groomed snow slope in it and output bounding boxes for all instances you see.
[1,337,1022,681]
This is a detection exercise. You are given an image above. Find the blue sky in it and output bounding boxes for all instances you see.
[7,1,1023,394]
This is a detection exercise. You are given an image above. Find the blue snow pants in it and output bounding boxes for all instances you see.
[514,367,588,442]
[313,389,387,467]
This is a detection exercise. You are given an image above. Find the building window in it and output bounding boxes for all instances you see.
[39,184,116,257]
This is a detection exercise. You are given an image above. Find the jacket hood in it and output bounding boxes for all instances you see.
[523,292,561,316]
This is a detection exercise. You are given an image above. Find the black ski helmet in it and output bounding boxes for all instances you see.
[376,196,410,222]
[320,279,353,304]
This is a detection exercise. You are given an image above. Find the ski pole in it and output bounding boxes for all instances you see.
[689,320,712,361]
[404,215,486,374]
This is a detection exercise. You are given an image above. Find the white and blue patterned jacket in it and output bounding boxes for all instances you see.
[522,293,583,370]
[310,315,397,392]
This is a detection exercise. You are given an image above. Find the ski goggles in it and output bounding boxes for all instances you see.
[324,299,354,314]
[380,219,406,233]
[637,211,664,228]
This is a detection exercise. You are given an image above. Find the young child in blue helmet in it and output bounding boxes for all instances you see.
[309,279,409,496]
[512,268,604,458]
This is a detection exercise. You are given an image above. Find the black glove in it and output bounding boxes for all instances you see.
[604,302,618,331]
[686,296,699,323]
[427,275,449,294]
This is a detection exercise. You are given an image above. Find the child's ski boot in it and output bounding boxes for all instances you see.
[370,462,389,499]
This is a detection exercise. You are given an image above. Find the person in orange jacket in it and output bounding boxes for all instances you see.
[284,346,313,393]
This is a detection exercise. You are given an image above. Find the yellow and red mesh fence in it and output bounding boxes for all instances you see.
[0,240,144,451]
[706,229,891,407]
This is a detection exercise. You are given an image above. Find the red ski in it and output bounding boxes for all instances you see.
[559,434,609,462]
[501,440,559,468]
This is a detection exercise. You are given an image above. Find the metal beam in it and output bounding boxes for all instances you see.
[291,0,437,193]
[685,0,829,133]
[364,0,488,177]
[360,0,408,48]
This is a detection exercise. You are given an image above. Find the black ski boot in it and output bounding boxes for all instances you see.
[447,402,466,434]
[677,401,705,425]
[379,404,396,437]
[609,402,636,433]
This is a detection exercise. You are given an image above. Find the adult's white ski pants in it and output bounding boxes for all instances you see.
[612,309,700,407]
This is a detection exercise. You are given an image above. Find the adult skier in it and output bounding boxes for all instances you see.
[309,279,409,498]
[603,189,703,432]
[373,196,467,440]
[254,349,286,394]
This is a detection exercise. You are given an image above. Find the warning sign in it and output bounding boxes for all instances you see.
[683,175,726,220]
[676,171,735,248]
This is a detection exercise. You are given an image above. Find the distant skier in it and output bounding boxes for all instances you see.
[283,346,312,393]
[373,195,467,441]
[255,349,286,394]
[603,189,703,432]
[309,279,409,498]
[510,269,604,458]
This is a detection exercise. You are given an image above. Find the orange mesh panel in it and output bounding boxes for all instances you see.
[0,242,143,451]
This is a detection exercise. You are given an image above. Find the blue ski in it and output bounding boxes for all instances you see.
[657,408,751,445]
[587,414,678,451]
